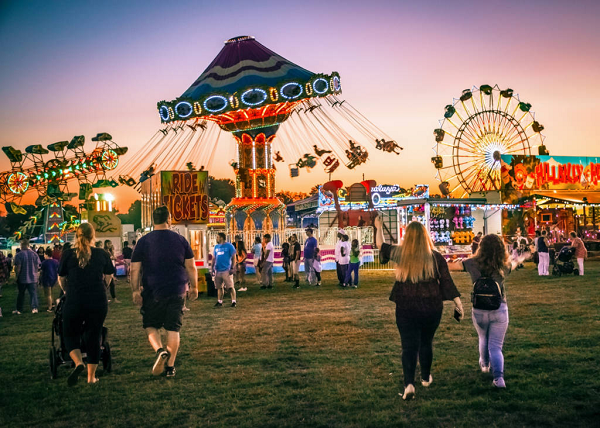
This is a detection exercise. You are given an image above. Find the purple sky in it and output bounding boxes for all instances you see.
[1,0,599,211]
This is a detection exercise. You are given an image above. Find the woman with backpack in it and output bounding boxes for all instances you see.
[375,216,464,400]
[449,234,529,389]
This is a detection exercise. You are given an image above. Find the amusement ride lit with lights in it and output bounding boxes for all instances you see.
[431,84,546,197]
[115,35,400,235]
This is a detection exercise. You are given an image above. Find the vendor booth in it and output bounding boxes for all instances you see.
[500,155,600,246]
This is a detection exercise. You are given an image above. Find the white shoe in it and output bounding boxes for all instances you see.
[400,384,415,400]
[12,310,21,315]
[421,375,433,387]
[493,378,506,388]
[480,361,490,373]
[238,287,247,292]
[32,308,38,314]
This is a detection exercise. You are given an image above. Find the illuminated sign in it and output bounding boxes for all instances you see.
[209,204,226,226]
[500,155,600,191]
[160,171,209,224]
[319,184,429,210]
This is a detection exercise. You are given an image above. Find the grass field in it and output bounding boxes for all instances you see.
[0,263,599,428]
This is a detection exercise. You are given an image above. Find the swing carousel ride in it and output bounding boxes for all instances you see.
[114,35,400,233]
[0,133,127,240]
[431,85,547,197]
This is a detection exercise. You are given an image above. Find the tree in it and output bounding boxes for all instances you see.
[117,200,142,230]
[1,205,39,238]
[63,204,80,221]
[309,185,320,195]
[209,176,235,204]
[275,191,309,205]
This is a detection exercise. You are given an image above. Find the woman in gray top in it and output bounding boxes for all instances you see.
[449,234,528,388]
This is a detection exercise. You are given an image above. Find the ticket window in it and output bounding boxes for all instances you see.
[188,229,206,262]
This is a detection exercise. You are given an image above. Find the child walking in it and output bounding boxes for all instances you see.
[344,239,361,288]
[314,247,322,286]
[40,248,59,312]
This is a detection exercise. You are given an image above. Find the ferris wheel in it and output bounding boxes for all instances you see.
[431,84,546,197]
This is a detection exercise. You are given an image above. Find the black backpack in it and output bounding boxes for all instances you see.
[471,276,503,310]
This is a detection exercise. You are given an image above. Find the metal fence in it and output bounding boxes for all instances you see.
[360,248,394,271]
[208,226,374,249]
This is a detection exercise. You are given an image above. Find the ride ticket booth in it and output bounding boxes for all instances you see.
[141,170,210,292]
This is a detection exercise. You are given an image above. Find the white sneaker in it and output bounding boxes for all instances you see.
[238,287,247,292]
[480,361,490,373]
[32,308,38,314]
[400,383,415,400]
[12,310,21,315]
[0,308,3,317]
[421,375,433,387]
[493,378,506,388]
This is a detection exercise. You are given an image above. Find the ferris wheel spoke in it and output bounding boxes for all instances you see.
[461,101,472,118]
[460,165,485,192]
[461,124,485,147]
[471,96,480,115]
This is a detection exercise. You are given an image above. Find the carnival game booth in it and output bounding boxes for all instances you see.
[140,170,210,290]
[317,183,504,258]
[500,154,600,250]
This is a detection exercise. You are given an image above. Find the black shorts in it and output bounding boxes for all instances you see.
[140,293,185,332]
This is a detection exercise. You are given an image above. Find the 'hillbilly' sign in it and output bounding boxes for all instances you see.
[500,155,600,191]
[160,171,209,224]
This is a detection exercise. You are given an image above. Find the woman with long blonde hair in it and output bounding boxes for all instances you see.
[58,223,115,386]
[375,216,464,400]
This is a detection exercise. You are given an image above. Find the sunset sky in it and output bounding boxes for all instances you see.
[1,0,599,212]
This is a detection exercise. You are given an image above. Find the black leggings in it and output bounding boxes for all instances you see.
[63,298,107,364]
[395,308,442,387]
[108,278,116,299]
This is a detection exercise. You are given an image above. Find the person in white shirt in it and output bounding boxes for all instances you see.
[339,234,351,287]
[334,230,345,286]
[260,234,275,289]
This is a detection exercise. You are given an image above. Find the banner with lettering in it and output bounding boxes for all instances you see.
[160,171,209,224]
[318,184,429,210]
[500,155,600,191]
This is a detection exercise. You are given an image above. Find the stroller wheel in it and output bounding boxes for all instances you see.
[552,265,560,276]
[573,269,579,276]
[49,347,58,379]
[102,342,112,373]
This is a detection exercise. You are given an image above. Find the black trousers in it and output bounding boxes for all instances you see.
[63,297,108,364]
[395,307,442,387]
[336,262,345,284]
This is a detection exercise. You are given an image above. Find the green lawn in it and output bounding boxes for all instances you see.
[0,264,599,427]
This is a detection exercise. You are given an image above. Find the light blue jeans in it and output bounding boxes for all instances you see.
[472,303,509,380]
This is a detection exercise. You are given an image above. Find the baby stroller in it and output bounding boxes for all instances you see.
[48,295,112,379]
[552,247,579,276]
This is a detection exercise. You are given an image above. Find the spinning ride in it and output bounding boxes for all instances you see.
[119,36,399,234]
[0,133,127,209]
[431,85,546,197]
[0,133,127,242]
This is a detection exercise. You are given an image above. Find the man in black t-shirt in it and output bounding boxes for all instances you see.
[131,206,198,378]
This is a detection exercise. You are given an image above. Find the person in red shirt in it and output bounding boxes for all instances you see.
[569,232,587,275]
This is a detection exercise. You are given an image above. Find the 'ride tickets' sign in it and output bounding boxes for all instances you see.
[160,171,209,224]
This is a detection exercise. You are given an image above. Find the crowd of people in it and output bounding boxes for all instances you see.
[0,204,593,397]
[0,237,134,319]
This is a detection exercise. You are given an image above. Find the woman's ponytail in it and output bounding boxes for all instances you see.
[74,223,95,268]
